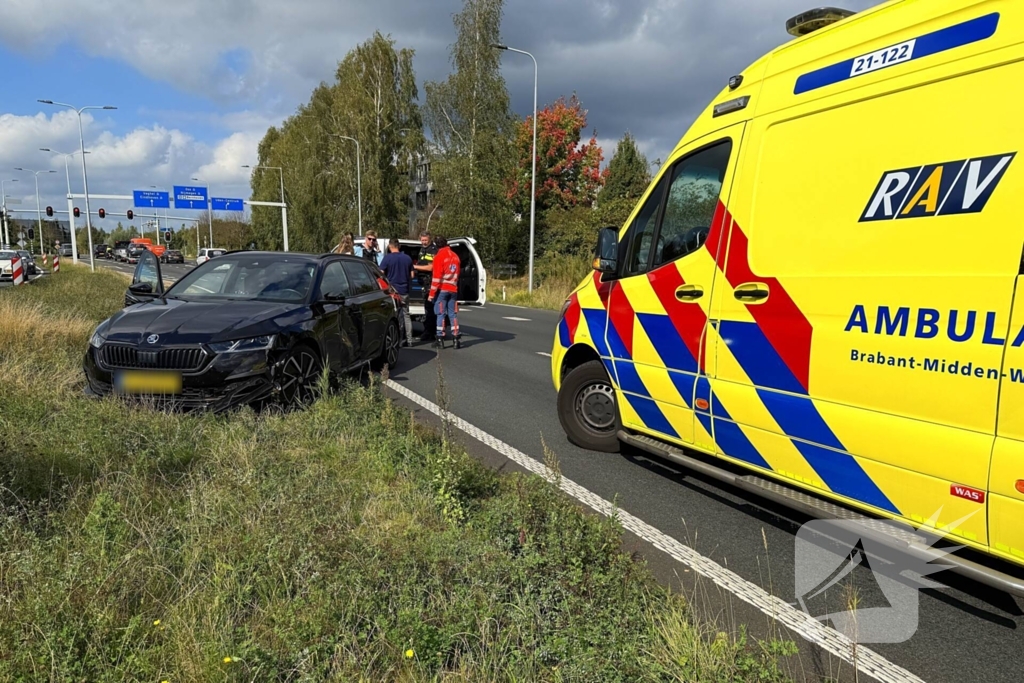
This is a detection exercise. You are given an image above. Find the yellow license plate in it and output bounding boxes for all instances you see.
[115,370,182,395]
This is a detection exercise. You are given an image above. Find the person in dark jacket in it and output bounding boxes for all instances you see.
[379,238,414,345]
[412,230,438,341]
[361,230,380,263]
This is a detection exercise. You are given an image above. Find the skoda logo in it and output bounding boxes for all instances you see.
[146,334,160,344]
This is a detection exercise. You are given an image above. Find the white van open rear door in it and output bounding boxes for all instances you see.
[449,237,486,306]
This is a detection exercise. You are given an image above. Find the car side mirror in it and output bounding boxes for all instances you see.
[128,282,153,294]
[592,226,619,274]
[322,291,346,303]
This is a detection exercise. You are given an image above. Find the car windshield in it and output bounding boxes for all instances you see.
[166,254,316,303]
[0,251,15,259]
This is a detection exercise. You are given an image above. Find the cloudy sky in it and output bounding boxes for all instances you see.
[0,0,880,229]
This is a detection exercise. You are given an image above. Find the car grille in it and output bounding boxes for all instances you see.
[101,344,208,371]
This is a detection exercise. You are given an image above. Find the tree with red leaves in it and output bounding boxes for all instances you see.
[508,94,605,216]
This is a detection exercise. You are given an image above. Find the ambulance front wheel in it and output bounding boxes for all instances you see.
[558,360,621,453]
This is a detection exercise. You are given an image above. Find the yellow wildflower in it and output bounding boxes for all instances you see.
[153,620,161,627]
[223,656,234,664]
[405,649,415,659]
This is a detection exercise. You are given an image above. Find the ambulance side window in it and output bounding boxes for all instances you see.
[652,140,732,269]
[622,174,668,277]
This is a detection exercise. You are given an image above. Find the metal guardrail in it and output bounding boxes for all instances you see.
[492,263,518,280]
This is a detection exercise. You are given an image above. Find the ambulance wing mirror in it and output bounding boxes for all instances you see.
[593,227,619,274]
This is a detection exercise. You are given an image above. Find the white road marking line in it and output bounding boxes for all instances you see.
[502,316,532,322]
[384,378,925,683]
[537,352,552,357]
[492,302,532,310]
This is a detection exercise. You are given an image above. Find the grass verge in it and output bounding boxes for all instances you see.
[0,264,795,681]
[486,255,591,311]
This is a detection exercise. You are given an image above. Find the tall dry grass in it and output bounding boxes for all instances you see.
[487,255,591,310]
[0,265,796,682]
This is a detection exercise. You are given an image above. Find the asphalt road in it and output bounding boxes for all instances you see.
[386,303,1024,683]
[82,258,1024,682]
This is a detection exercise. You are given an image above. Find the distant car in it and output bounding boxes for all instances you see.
[127,247,147,265]
[161,249,184,264]
[16,250,36,275]
[94,244,109,259]
[0,250,18,281]
[59,244,73,257]
[195,248,226,266]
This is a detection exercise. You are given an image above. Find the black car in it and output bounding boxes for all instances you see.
[161,249,184,264]
[84,250,401,411]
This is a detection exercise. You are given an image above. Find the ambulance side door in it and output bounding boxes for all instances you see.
[608,125,744,449]
[992,278,1024,564]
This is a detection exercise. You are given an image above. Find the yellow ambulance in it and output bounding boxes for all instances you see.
[551,0,1024,594]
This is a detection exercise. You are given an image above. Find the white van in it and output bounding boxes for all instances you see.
[196,248,226,266]
[352,236,487,320]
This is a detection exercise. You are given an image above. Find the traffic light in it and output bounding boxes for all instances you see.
[45,206,53,217]
[27,228,34,240]
[126,209,133,220]
[98,208,105,219]
[73,207,80,218]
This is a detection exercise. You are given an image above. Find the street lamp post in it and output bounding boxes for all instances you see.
[14,168,56,254]
[241,165,289,251]
[1,179,17,247]
[191,177,215,248]
[40,148,87,263]
[425,203,440,234]
[37,101,117,272]
[492,44,538,293]
[332,135,361,235]
[148,185,169,244]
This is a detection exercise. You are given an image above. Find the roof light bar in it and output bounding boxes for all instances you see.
[786,7,856,37]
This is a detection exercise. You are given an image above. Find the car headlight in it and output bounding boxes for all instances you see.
[209,335,276,354]
[89,324,109,349]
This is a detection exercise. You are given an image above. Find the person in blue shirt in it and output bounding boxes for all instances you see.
[379,238,415,345]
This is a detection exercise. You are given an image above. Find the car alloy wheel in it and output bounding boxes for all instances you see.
[373,321,400,371]
[279,347,321,407]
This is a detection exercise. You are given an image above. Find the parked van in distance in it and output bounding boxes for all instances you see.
[551,0,1024,595]
[351,236,487,320]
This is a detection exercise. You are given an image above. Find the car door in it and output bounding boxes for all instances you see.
[316,260,360,371]
[342,260,389,360]
[449,238,487,305]
[607,131,741,450]
[125,250,164,306]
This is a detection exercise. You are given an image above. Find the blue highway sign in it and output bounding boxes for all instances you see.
[173,185,209,210]
[211,197,244,211]
[133,190,170,208]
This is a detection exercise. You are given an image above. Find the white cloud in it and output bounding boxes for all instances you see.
[194,131,263,187]
[0,112,255,227]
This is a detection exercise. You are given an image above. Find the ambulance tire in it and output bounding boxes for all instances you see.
[558,360,621,453]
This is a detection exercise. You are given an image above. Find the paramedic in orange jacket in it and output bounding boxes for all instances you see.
[429,236,462,349]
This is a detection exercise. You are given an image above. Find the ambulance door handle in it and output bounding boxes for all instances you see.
[734,282,769,302]
[675,284,704,301]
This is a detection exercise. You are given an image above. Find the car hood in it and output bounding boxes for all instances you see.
[103,297,309,345]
